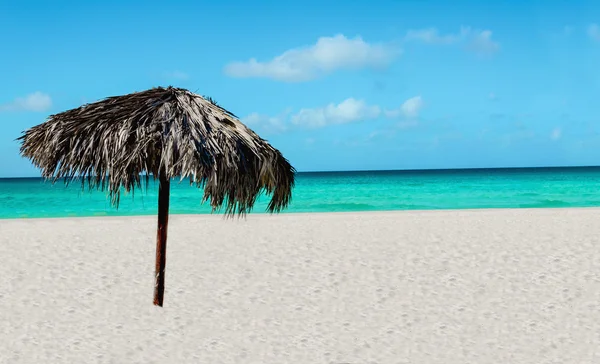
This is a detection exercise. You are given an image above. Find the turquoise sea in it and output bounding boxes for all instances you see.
[1,167,600,219]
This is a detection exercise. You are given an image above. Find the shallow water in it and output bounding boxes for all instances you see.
[2,167,600,218]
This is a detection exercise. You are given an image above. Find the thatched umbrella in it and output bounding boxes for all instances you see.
[18,86,295,307]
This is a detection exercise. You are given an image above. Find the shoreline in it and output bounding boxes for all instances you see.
[3,205,600,221]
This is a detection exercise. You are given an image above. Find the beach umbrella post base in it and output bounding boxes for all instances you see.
[153,173,170,307]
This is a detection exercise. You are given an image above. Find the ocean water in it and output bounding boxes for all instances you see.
[1,167,600,219]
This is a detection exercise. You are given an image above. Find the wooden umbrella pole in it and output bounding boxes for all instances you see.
[153,172,170,307]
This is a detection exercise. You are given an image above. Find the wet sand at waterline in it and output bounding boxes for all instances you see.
[1,209,600,363]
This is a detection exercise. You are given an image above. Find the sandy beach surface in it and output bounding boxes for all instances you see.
[1,208,600,363]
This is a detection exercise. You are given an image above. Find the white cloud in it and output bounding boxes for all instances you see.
[0,92,52,112]
[243,95,424,130]
[290,98,381,128]
[224,34,400,82]
[404,26,500,55]
[400,96,424,118]
[467,29,500,54]
[384,96,424,119]
[242,112,287,133]
[588,24,600,41]
[164,70,189,80]
[551,127,562,141]
[241,112,262,125]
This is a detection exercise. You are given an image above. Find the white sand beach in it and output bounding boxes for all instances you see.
[1,208,600,363]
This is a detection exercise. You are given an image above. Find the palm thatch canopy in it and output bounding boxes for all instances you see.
[18,86,295,215]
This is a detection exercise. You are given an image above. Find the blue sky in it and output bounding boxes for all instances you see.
[1,0,600,177]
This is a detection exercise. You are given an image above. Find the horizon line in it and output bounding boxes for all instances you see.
[2,164,600,179]
[300,164,600,173]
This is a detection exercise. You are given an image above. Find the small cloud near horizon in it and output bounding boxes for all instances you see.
[400,96,424,118]
[291,98,381,128]
[0,92,52,112]
[384,96,424,119]
[244,95,424,131]
[242,111,288,133]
